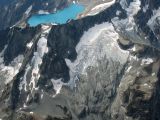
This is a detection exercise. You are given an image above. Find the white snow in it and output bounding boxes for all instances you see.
[116,0,141,31]
[30,112,34,114]
[91,0,116,11]
[73,1,76,4]
[0,55,24,84]
[15,3,20,9]
[41,90,44,99]
[116,10,121,16]
[19,65,31,91]
[147,7,160,31]
[46,3,48,6]
[26,41,33,49]
[41,25,52,34]
[23,103,27,108]
[0,45,7,64]
[143,4,149,13]
[132,45,136,51]
[65,22,129,88]
[126,66,132,72]
[29,36,48,91]
[112,0,149,45]
[152,73,155,76]
[25,5,32,15]
[38,10,49,15]
[126,0,141,17]
[141,58,154,66]
[51,79,65,97]
[87,0,116,16]
[37,37,48,57]
[19,25,51,92]
[143,83,148,86]
[26,95,30,103]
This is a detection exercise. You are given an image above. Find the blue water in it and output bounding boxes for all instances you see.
[28,3,85,26]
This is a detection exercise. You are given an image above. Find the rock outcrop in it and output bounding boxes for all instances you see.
[0,0,160,120]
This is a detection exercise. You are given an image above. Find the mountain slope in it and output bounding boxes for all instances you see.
[0,0,160,120]
[0,0,68,30]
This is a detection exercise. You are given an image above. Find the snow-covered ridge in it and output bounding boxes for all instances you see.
[19,25,51,92]
[25,5,32,15]
[111,0,151,46]
[0,45,24,84]
[147,7,160,31]
[126,0,141,16]
[65,22,129,88]
[91,0,116,11]
[0,54,24,84]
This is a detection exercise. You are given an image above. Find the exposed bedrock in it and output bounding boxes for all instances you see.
[0,0,159,120]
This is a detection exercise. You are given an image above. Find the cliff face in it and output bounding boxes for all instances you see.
[0,0,160,120]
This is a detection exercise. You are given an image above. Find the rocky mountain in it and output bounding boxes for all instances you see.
[0,0,68,30]
[0,0,160,120]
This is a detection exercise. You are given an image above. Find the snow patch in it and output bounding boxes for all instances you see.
[65,22,129,88]
[126,66,132,72]
[147,7,160,31]
[141,58,154,66]
[152,73,155,76]
[26,41,33,49]
[91,0,116,11]
[0,54,24,84]
[29,36,48,91]
[25,5,32,15]
[19,25,51,92]
[112,0,148,45]
[38,10,49,15]
[126,0,141,17]
[51,79,65,97]
[143,4,149,13]
[30,112,34,114]
[87,0,116,16]
[0,45,7,64]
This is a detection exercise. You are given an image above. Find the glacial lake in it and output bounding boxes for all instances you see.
[28,3,85,26]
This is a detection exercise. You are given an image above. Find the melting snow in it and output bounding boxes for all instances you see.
[0,54,24,84]
[29,36,48,90]
[19,25,51,92]
[51,79,65,97]
[141,58,154,66]
[112,0,149,45]
[87,0,116,16]
[147,7,160,31]
[126,0,141,17]
[25,5,32,15]
[65,22,129,88]
[26,41,33,49]
[126,66,132,72]
[91,0,116,11]
[143,4,149,13]
[38,10,49,14]
[152,73,155,76]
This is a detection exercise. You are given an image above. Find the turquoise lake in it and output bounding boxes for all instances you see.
[28,3,85,26]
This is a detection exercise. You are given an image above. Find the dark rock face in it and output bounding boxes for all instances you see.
[0,0,160,120]
[3,27,39,65]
